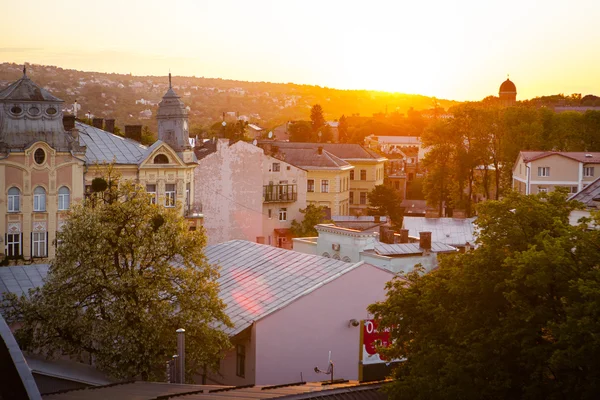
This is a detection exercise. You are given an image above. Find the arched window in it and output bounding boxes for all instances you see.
[154,154,169,164]
[33,186,46,212]
[342,256,352,263]
[321,252,330,258]
[58,186,70,210]
[7,187,20,212]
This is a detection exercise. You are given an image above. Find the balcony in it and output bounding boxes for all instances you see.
[263,184,298,203]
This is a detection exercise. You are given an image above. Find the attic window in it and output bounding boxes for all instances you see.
[46,107,57,115]
[10,106,22,114]
[34,148,46,165]
[154,154,169,164]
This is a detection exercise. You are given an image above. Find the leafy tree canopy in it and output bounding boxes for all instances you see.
[290,204,331,237]
[369,191,600,400]
[1,167,231,381]
[367,185,404,230]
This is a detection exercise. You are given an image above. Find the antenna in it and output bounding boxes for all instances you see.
[314,351,334,384]
[169,71,172,88]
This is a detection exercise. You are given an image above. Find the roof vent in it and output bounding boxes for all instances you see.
[586,154,593,157]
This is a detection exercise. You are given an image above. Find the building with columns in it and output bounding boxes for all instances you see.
[0,70,197,262]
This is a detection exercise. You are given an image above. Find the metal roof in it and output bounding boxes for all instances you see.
[374,242,456,256]
[0,264,49,300]
[26,354,113,387]
[569,175,600,207]
[266,146,352,170]
[0,72,62,102]
[205,240,364,336]
[76,122,149,165]
[262,142,384,161]
[43,379,387,400]
[402,217,477,247]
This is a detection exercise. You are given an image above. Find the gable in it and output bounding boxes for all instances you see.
[138,142,186,168]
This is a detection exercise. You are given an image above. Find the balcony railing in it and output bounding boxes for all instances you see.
[263,184,297,203]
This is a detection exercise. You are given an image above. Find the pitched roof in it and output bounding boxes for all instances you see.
[264,142,384,161]
[260,143,352,170]
[205,240,365,336]
[520,151,600,164]
[402,217,477,247]
[77,122,148,164]
[0,264,49,300]
[0,73,62,102]
[373,242,456,256]
[569,175,600,207]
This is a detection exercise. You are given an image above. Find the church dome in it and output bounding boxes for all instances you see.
[499,78,516,93]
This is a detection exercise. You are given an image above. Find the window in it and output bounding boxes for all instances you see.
[268,209,272,219]
[349,192,354,204]
[58,186,70,210]
[8,187,20,212]
[360,192,367,205]
[272,163,280,172]
[32,232,47,257]
[350,170,354,180]
[279,208,287,221]
[538,187,548,193]
[146,184,157,204]
[6,234,21,257]
[154,154,169,164]
[360,170,367,180]
[321,180,329,193]
[307,179,315,192]
[584,167,595,177]
[570,186,579,194]
[33,186,46,212]
[186,183,191,211]
[538,167,550,177]
[236,344,246,378]
[165,184,176,207]
[34,148,46,165]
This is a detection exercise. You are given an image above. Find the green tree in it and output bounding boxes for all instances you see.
[367,185,404,229]
[141,125,155,145]
[288,120,312,142]
[1,168,231,381]
[310,104,326,136]
[338,115,349,143]
[290,204,331,237]
[369,191,600,400]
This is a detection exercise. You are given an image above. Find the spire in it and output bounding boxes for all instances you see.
[23,64,27,77]
[169,71,172,89]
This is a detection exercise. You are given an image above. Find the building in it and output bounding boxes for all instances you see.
[512,151,600,195]
[259,142,353,217]
[568,175,600,227]
[499,78,517,107]
[0,70,197,262]
[363,134,426,162]
[293,224,457,274]
[402,216,477,250]
[203,240,394,385]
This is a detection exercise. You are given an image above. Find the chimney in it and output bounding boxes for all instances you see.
[374,215,381,223]
[176,328,185,384]
[92,118,104,129]
[124,125,143,142]
[379,226,395,244]
[63,115,76,131]
[399,229,409,244]
[104,118,115,134]
[317,146,323,155]
[453,209,466,219]
[419,231,432,251]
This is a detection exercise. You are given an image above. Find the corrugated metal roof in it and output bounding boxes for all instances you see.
[402,217,477,247]
[0,264,49,300]
[374,242,456,256]
[205,240,363,336]
[76,122,149,165]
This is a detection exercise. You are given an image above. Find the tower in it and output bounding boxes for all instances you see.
[499,77,517,107]
[157,73,190,152]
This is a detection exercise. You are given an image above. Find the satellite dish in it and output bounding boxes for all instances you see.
[252,139,258,146]
[268,131,273,139]
[222,121,227,127]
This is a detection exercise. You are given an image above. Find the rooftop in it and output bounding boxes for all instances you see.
[402,217,477,247]
[77,122,148,164]
[519,151,600,164]
[259,143,352,170]
[0,70,62,102]
[569,175,600,207]
[373,242,456,256]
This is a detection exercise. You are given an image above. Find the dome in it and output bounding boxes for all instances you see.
[499,78,516,93]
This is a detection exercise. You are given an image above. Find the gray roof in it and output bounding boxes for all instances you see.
[76,122,149,164]
[0,73,62,102]
[262,141,384,161]
[205,240,364,336]
[0,264,49,300]
[401,200,427,215]
[569,176,600,208]
[374,242,457,256]
[402,217,477,247]
[259,143,352,170]
[26,354,113,386]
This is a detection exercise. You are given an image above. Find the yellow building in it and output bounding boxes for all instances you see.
[0,70,197,262]
[259,142,352,217]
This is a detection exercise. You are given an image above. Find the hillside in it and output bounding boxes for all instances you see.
[0,63,459,135]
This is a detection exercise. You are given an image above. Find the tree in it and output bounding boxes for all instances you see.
[288,120,312,142]
[338,115,349,143]
[310,104,326,136]
[369,191,600,400]
[1,168,231,381]
[290,204,331,237]
[367,185,404,230]
[141,125,155,145]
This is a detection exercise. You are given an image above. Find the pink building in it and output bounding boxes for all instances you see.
[204,240,395,385]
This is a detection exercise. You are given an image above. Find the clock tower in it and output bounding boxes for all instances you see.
[157,73,191,152]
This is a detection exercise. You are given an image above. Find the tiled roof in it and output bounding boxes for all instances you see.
[374,242,456,256]
[205,240,364,336]
[520,151,600,164]
[263,142,384,161]
[569,176,600,207]
[367,136,420,145]
[265,146,352,170]
[0,264,49,300]
[76,122,149,165]
[402,217,477,247]
[42,379,388,400]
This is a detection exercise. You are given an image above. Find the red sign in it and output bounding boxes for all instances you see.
[361,319,392,365]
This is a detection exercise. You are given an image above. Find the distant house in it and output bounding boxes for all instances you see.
[364,134,426,161]
[512,151,600,195]
[247,124,263,138]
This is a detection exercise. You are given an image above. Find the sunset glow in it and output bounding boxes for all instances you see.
[2,0,600,100]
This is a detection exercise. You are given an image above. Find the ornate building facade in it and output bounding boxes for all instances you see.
[0,69,197,262]
[499,77,517,106]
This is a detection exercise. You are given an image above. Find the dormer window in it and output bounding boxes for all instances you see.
[46,107,57,115]
[154,154,169,164]
[10,106,22,115]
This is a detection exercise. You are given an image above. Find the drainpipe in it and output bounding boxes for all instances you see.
[177,328,185,383]
[526,163,531,195]
[578,162,584,191]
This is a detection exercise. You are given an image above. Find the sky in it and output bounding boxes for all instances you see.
[2,0,600,101]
